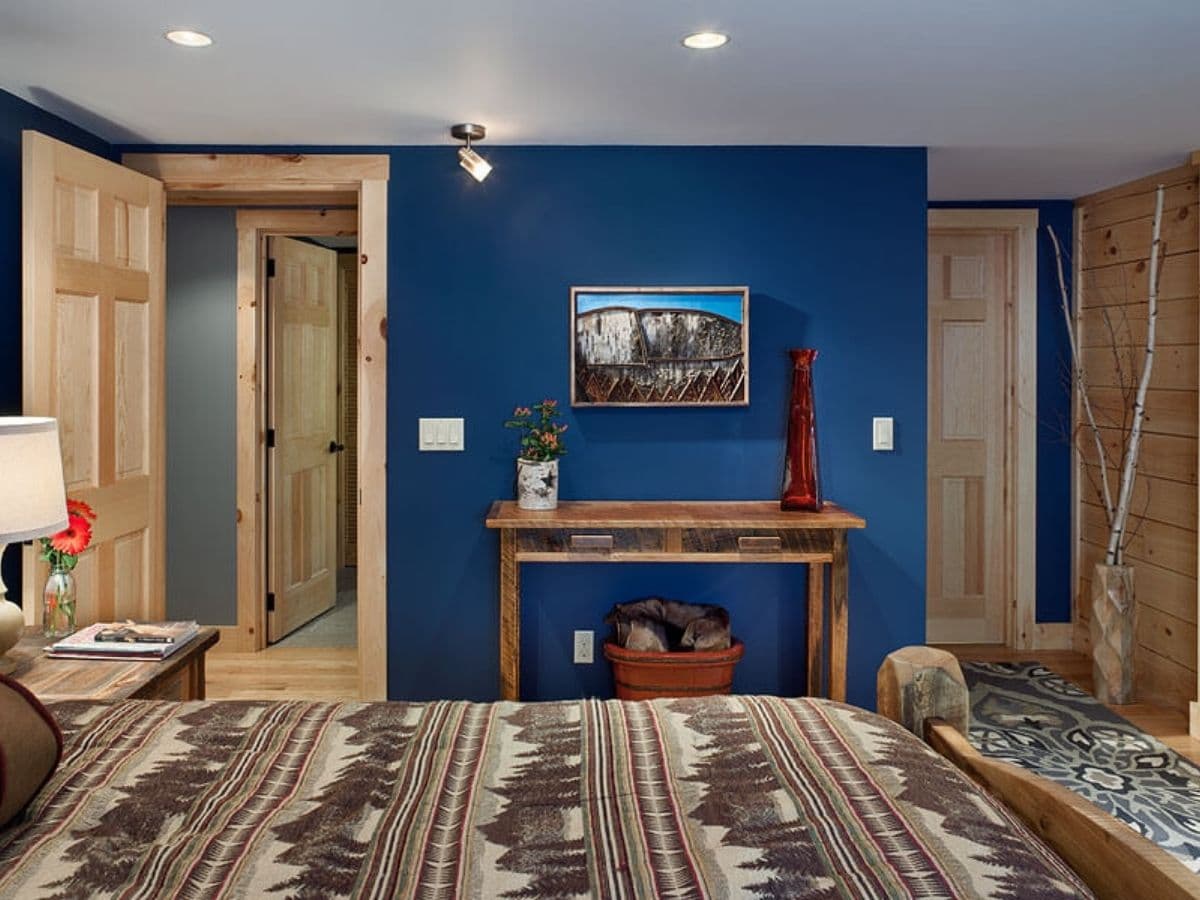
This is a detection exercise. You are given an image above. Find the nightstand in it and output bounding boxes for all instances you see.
[2,626,219,701]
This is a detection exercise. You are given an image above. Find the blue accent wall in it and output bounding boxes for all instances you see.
[387,145,929,709]
[930,200,1075,623]
[0,92,1083,703]
[31,123,938,707]
[0,89,112,602]
[29,135,931,707]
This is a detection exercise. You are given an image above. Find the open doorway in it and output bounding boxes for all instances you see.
[163,204,370,700]
[90,154,384,700]
[266,235,359,653]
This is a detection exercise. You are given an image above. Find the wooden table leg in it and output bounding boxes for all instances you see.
[499,528,521,701]
[830,530,849,702]
[807,562,825,697]
[193,652,207,700]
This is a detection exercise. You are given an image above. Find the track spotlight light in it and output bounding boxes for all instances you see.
[458,146,493,182]
[451,123,493,182]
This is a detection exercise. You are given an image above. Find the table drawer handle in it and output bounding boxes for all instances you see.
[571,534,614,551]
[738,535,782,552]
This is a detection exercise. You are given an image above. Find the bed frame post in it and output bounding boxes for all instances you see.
[876,645,969,737]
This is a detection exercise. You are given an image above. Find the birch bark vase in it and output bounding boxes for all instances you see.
[516,459,559,510]
[1090,563,1136,704]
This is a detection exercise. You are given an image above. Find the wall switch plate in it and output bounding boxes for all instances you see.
[418,417,464,451]
[872,417,894,451]
[573,630,594,664]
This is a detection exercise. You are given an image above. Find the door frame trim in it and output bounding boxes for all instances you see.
[927,208,1039,650]
[123,153,389,699]
[237,211,356,649]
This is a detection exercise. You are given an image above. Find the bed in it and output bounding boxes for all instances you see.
[0,693,1093,899]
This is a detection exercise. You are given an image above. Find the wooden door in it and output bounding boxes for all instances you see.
[267,237,338,642]
[927,231,1011,643]
[22,131,166,626]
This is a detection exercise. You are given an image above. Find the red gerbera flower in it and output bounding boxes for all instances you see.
[66,498,97,522]
[50,514,93,556]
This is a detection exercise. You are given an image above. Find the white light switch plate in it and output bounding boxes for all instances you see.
[418,417,465,451]
[872,417,894,451]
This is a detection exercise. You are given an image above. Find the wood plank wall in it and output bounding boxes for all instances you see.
[1074,163,1199,711]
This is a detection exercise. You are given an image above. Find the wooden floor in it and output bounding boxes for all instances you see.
[206,645,360,701]
[945,645,1200,767]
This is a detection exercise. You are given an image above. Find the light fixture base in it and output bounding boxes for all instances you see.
[451,123,486,142]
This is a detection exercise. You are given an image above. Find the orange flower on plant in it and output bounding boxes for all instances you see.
[39,496,98,572]
[66,498,97,522]
[50,514,93,556]
[504,397,568,462]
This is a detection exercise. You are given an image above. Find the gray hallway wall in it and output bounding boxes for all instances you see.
[165,207,237,624]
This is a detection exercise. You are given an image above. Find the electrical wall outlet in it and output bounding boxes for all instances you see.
[573,630,594,664]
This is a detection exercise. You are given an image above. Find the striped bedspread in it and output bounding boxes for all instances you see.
[0,696,1090,899]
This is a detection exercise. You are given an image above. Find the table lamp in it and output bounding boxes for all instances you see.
[0,418,68,664]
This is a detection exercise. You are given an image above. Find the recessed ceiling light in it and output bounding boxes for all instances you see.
[682,31,729,50]
[164,29,213,48]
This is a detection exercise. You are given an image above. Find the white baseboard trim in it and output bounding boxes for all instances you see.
[1032,623,1074,650]
[1190,702,1199,741]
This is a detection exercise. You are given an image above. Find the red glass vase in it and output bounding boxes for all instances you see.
[781,348,821,511]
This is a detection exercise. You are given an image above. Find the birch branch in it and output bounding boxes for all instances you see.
[1047,224,1115,526]
[1107,184,1165,564]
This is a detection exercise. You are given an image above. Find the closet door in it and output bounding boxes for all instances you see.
[927,230,1011,644]
[22,131,166,625]
[266,236,338,642]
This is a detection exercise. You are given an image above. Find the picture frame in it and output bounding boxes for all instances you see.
[570,286,750,407]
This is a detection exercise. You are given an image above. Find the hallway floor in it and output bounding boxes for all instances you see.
[206,646,360,701]
[207,568,360,701]
[273,580,357,649]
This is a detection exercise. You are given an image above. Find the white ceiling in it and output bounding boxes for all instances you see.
[1,1,1197,199]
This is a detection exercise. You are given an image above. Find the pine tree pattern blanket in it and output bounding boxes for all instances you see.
[0,696,1092,899]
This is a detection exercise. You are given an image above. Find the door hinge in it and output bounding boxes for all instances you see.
[266,592,276,612]
[266,257,276,278]
[266,427,276,448]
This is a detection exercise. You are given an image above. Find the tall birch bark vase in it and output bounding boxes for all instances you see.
[516,459,559,510]
[1090,564,1136,704]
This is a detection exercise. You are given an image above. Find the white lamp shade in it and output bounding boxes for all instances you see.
[0,417,68,542]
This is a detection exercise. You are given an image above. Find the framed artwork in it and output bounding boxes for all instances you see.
[570,286,750,407]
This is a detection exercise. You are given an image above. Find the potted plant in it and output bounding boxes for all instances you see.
[1047,185,1164,704]
[505,399,568,510]
[39,498,96,638]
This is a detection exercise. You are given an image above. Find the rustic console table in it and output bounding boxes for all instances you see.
[484,500,866,702]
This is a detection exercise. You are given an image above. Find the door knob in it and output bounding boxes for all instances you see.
[329,441,346,454]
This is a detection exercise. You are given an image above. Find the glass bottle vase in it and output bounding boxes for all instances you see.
[42,565,76,639]
[781,348,822,511]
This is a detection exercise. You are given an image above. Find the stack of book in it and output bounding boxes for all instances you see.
[45,621,200,661]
